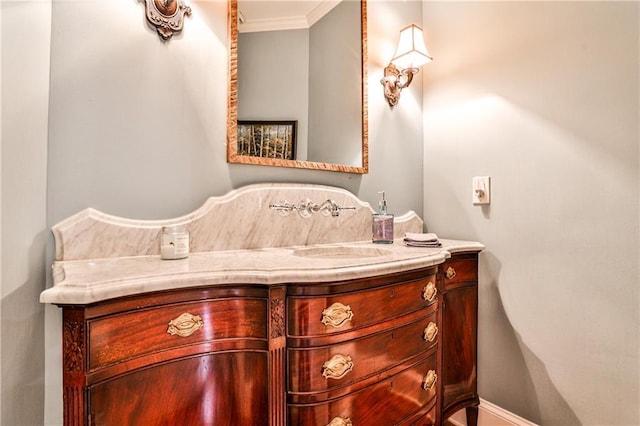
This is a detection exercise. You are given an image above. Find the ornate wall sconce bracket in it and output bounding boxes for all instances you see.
[142,0,191,40]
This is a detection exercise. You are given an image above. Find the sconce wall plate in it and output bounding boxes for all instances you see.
[381,63,415,107]
[143,0,192,40]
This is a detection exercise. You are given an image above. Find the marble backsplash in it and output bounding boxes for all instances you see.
[53,183,424,261]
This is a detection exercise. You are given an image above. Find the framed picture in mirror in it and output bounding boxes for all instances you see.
[237,121,297,160]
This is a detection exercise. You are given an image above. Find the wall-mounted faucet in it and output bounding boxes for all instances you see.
[269,199,356,218]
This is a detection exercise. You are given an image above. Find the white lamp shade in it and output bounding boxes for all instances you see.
[390,24,432,69]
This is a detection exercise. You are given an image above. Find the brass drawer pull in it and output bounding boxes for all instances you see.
[422,281,437,302]
[322,302,354,328]
[422,370,437,391]
[167,312,204,338]
[423,322,438,343]
[326,417,353,426]
[445,266,457,280]
[322,354,354,380]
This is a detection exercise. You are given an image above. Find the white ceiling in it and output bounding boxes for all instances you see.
[238,0,341,33]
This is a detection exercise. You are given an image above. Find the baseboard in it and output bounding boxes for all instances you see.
[448,398,538,426]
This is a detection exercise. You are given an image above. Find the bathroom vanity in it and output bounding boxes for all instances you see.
[41,184,482,426]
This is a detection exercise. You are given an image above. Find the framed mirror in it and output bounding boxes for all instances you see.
[227,0,368,174]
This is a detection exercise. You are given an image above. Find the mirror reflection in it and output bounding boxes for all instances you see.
[227,0,368,173]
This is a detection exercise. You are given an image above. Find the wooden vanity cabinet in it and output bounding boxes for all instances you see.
[439,252,480,426]
[287,267,440,425]
[58,256,481,426]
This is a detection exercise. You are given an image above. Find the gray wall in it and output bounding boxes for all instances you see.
[308,0,362,166]
[238,29,310,160]
[422,1,639,424]
[1,1,51,425]
[0,0,424,423]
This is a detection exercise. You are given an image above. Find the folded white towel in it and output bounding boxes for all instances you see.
[403,232,441,247]
[404,232,439,242]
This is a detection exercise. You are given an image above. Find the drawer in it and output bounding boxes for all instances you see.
[410,404,436,426]
[88,298,267,371]
[288,275,438,337]
[442,256,477,287]
[288,351,438,425]
[288,310,438,394]
[89,352,269,426]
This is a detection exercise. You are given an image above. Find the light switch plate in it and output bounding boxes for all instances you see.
[472,176,490,205]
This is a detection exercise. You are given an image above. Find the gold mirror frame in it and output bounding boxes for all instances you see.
[226,0,368,174]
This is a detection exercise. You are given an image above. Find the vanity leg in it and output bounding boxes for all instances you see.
[268,287,287,426]
[62,307,88,426]
[465,405,479,426]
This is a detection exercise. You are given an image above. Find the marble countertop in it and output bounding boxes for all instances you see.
[40,239,484,305]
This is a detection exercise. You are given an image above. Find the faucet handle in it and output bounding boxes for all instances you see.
[332,202,356,217]
[269,201,295,216]
[320,199,356,217]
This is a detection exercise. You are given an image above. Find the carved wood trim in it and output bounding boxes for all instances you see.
[63,321,84,373]
[63,386,83,426]
[62,308,87,425]
[268,286,287,425]
[270,297,285,339]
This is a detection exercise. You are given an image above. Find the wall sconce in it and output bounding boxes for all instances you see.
[381,24,432,106]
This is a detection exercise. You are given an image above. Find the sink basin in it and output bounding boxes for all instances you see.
[293,246,393,259]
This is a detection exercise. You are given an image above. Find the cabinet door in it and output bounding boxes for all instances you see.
[89,352,268,426]
[442,285,477,408]
[441,254,479,418]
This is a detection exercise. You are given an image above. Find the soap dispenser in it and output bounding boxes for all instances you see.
[372,191,394,244]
